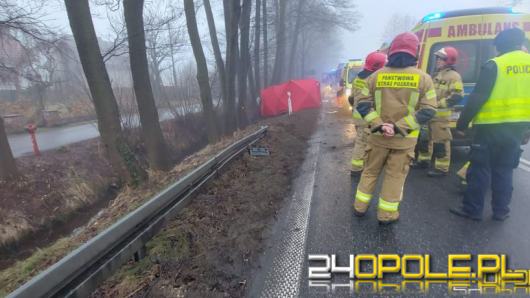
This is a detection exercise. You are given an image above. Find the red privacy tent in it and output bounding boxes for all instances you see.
[260,79,321,117]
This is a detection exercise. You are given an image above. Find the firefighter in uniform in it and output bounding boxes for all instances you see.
[451,28,530,221]
[349,51,388,178]
[417,47,465,177]
[353,32,437,224]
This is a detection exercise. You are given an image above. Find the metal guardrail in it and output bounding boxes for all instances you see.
[8,126,268,298]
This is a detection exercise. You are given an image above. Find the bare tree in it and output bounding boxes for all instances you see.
[64,0,146,185]
[223,0,240,133]
[123,0,171,171]
[253,0,261,93]
[183,0,218,143]
[0,116,17,180]
[262,0,268,87]
[238,0,252,128]
[381,14,418,43]
[270,0,287,85]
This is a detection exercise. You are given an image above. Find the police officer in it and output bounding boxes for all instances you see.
[349,51,387,178]
[417,47,464,177]
[353,32,437,224]
[451,28,530,221]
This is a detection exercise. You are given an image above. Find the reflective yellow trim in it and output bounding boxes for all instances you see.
[361,87,370,96]
[351,159,364,167]
[435,110,452,117]
[404,115,419,130]
[435,159,450,166]
[452,81,464,92]
[426,89,437,100]
[353,110,363,120]
[408,92,419,114]
[474,51,530,124]
[406,129,420,138]
[378,198,399,212]
[356,190,372,203]
[364,111,379,123]
[418,152,431,161]
[354,78,367,89]
[375,90,382,113]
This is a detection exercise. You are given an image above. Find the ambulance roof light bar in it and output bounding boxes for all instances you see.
[421,7,519,24]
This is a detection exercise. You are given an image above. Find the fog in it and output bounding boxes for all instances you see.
[340,0,530,61]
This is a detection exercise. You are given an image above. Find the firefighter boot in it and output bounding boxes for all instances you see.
[377,209,400,225]
[353,200,369,217]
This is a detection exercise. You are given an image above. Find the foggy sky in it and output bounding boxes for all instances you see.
[40,0,530,75]
[341,0,530,62]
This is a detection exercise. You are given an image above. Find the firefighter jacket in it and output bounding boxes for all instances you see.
[356,66,438,149]
[432,67,464,121]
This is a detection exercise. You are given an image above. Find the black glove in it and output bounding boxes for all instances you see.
[446,94,464,107]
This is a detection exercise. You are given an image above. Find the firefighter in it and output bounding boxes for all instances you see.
[451,28,530,221]
[416,47,464,177]
[353,32,437,224]
[349,51,387,178]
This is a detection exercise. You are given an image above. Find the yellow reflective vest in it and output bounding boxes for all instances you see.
[474,50,530,125]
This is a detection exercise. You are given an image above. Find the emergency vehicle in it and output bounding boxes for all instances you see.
[336,59,363,108]
[412,7,530,145]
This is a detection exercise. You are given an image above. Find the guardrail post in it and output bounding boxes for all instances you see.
[133,245,147,262]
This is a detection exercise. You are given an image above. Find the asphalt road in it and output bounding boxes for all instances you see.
[7,109,182,158]
[257,103,530,297]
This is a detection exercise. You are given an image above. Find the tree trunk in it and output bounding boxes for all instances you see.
[0,116,18,180]
[271,0,287,85]
[64,0,145,185]
[223,0,240,133]
[287,0,303,79]
[123,0,171,171]
[262,0,269,87]
[254,0,261,93]
[247,62,258,121]
[184,0,218,143]
[168,23,179,88]
[203,0,227,108]
[238,0,252,128]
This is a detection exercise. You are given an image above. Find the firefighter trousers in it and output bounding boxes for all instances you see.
[351,120,368,172]
[353,145,415,221]
[417,121,452,172]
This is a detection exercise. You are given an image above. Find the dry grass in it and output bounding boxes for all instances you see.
[0,123,265,296]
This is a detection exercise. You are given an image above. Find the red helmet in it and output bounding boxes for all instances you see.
[364,51,387,72]
[388,32,420,58]
[435,47,459,65]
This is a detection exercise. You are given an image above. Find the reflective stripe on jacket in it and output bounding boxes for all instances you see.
[474,50,530,125]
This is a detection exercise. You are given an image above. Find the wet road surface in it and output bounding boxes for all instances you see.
[257,104,530,297]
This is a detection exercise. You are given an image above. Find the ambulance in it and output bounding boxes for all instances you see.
[412,7,530,145]
[336,59,364,108]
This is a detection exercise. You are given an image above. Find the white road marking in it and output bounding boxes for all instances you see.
[259,131,321,298]
[519,158,530,167]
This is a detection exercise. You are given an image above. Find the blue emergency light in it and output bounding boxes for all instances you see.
[422,12,443,22]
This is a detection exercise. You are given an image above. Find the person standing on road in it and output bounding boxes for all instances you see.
[349,51,387,178]
[353,32,437,224]
[451,28,530,221]
[416,47,464,177]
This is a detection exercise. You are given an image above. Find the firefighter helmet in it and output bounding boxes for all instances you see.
[388,32,420,58]
[364,52,387,72]
[434,47,459,65]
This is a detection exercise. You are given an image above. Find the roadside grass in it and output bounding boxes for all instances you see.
[0,238,80,297]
